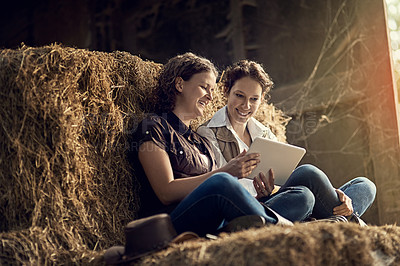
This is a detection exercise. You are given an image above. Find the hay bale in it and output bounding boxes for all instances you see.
[0,44,161,264]
[135,223,400,266]
[0,44,292,264]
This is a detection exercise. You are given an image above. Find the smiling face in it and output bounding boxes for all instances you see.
[226,76,264,127]
[174,71,216,124]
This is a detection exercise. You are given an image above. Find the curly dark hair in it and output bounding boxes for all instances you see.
[155,52,218,114]
[223,60,273,99]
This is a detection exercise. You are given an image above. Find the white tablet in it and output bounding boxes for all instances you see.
[246,137,306,185]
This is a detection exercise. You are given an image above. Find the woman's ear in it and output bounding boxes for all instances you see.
[175,77,184,93]
[224,87,229,98]
[262,92,269,102]
[261,92,266,99]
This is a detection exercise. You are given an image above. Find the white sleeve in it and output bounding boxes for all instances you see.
[197,126,227,169]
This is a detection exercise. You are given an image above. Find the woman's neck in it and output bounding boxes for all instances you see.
[172,108,192,127]
[229,117,251,146]
[231,122,247,137]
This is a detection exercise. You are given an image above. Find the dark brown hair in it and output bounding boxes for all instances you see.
[155,52,218,113]
[223,60,273,98]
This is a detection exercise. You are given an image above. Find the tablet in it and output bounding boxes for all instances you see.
[246,137,306,185]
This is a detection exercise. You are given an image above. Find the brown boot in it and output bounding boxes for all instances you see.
[304,215,348,224]
[347,213,367,227]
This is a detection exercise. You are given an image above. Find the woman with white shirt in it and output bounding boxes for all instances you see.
[197,60,376,224]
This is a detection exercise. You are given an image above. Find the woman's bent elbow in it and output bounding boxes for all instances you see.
[158,194,175,206]
[157,191,181,206]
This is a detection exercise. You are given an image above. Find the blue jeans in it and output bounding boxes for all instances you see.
[170,172,314,236]
[281,164,376,219]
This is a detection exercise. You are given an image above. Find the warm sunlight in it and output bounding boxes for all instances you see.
[386,0,400,101]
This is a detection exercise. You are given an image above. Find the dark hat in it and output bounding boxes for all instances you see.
[104,213,199,265]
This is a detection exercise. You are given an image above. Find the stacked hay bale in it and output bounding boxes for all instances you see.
[0,44,289,264]
[0,44,160,264]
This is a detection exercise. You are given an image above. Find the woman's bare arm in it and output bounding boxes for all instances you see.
[138,141,216,205]
[138,141,261,205]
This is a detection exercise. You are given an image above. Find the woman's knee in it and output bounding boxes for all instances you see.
[352,177,377,199]
[291,164,329,184]
[205,172,242,194]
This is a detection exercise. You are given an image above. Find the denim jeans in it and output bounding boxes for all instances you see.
[281,164,376,219]
[170,172,314,236]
